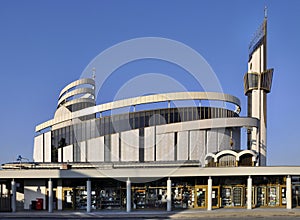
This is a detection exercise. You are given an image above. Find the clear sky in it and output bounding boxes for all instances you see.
[0,0,299,166]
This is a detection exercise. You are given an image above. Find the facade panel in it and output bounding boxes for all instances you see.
[87,137,104,162]
[156,133,174,161]
[207,129,218,153]
[111,133,120,162]
[144,126,155,161]
[63,144,73,162]
[33,134,43,162]
[177,131,188,161]
[121,129,139,162]
[190,130,200,160]
[44,131,52,162]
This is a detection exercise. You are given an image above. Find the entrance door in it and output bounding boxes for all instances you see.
[232,187,243,207]
[212,186,220,208]
[195,186,207,208]
[292,185,300,207]
[256,186,266,207]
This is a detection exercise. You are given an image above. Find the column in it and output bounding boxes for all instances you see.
[126,178,131,212]
[247,176,252,210]
[167,178,172,211]
[57,179,63,210]
[11,179,16,212]
[207,177,212,211]
[286,175,292,210]
[48,179,53,213]
[86,179,91,213]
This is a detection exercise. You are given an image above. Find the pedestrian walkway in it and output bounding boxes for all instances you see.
[1,208,300,219]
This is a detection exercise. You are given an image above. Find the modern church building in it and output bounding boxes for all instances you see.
[1,15,300,213]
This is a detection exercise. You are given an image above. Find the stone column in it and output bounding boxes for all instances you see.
[48,179,53,213]
[126,178,131,212]
[11,179,16,212]
[86,179,92,213]
[167,178,172,211]
[247,176,252,210]
[57,179,63,210]
[286,175,292,210]
[207,177,212,211]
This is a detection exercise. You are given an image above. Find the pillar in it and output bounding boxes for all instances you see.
[48,178,53,213]
[11,179,16,212]
[86,179,91,213]
[247,176,252,210]
[57,179,63,210]
[167,178,172,211]
[286,175,292,210]
[126,178,131,212]
[207,177,212,211]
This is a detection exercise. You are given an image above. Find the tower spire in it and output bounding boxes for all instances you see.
[264,6,267,19]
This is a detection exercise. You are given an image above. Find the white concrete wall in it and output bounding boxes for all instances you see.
[189,130,200,160]
[111,133,120,162]
[80,141,86,162]
[63,144,73,162]
[217,128,230,151]
[156,133,174,161]
[33,134,43,162]
[144,127,155,161]
[177,131,188,161]
[24,180,46,210]
[44,131,52,162]
[199,130,206,165]
[87,136,104,162]
[121,129,139,161]
[207,129,218,153]
[58,148,62,163]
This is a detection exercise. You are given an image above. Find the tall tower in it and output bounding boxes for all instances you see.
[244,10,274,166]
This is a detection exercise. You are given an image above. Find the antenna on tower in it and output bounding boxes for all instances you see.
[92,68,96,80]
[264,6,268,19]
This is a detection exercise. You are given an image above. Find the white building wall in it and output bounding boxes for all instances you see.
[217,128,230,151]
[198,130,206,166]
[177,131,188,161]
[58,148,62,163]
[63,144,73,162]
[207,129,218,153]
[44,131,51,162]
[111,133,120,162]
[33,134,43,162]
[24,180,46,210]
[80,141,86,162]
[189,130,200,160]
[121,129,139,162]
[87,137,104,162]
[156,133,174,161]
[144,127,155,161]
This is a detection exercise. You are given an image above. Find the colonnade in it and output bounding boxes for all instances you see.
[9,176,293,212]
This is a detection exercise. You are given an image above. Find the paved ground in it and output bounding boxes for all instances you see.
[1,208,300,219]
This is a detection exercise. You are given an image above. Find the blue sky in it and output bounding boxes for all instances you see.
[0,0,299,165]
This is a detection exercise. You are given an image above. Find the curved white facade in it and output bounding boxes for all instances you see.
[33,82,258,166]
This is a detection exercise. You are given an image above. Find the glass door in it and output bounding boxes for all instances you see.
[256,186,266,207]
[267,186,278,206]
[195,186,207,208]
[221,187,232,207]
[232,186,243,207]
[212,186,220,208]
[292,185,300,207]
[280,186,287,206]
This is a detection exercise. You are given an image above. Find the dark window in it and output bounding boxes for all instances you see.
[104,135,111,162]
[174,132,178,161]
[139,128,144,162]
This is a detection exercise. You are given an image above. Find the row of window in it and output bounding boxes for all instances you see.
[51,106,238,148]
